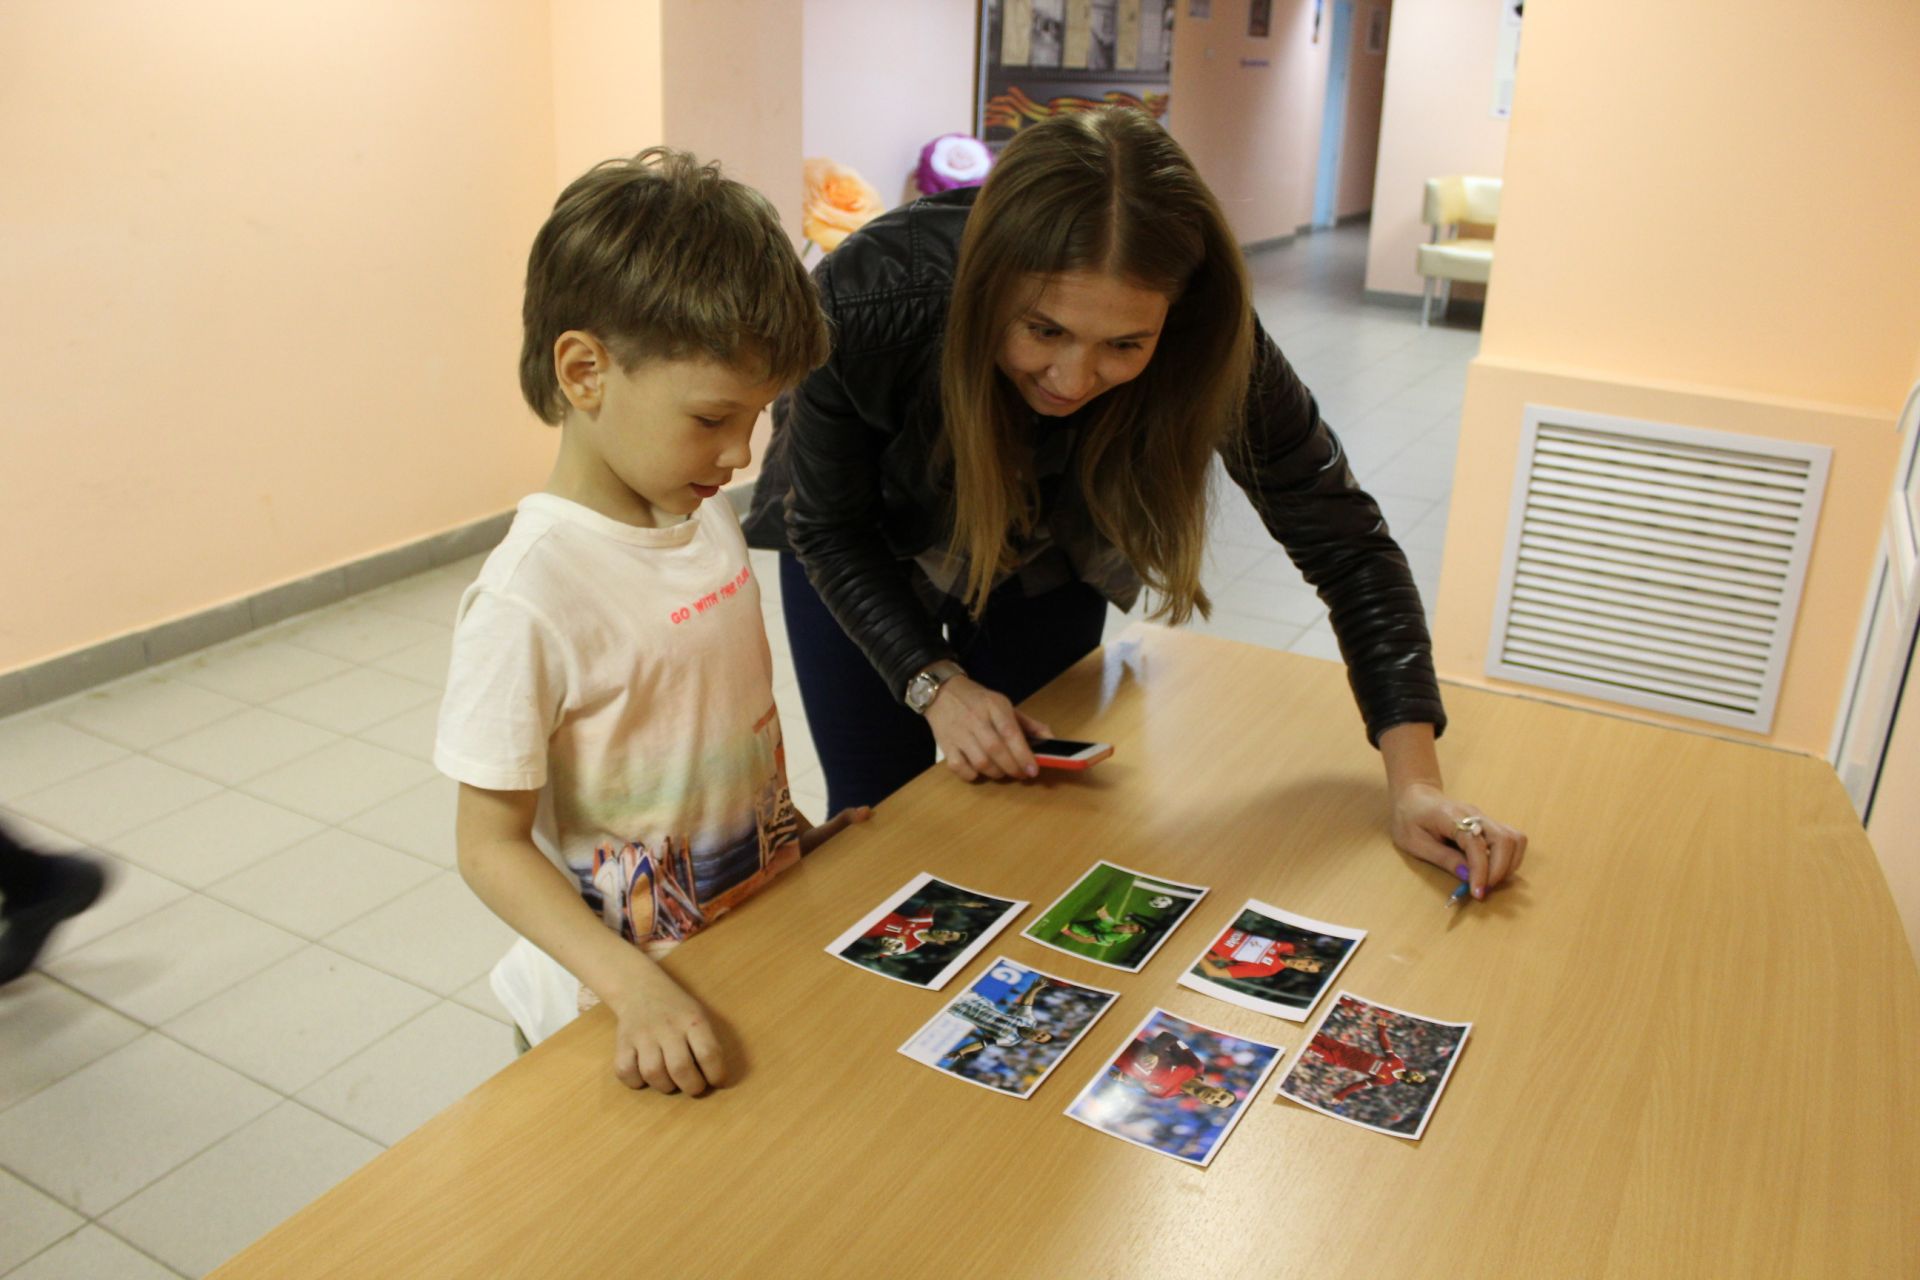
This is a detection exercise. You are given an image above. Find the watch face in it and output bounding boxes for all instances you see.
[907,672,939,712]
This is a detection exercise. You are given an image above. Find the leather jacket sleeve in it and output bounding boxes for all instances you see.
[1221,320,1447,743]
[781,258,956,704]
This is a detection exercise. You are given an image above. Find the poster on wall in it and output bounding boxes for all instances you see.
[1248,0,1271,38]
[977,0,1175,145]
[1491,0,1522,118]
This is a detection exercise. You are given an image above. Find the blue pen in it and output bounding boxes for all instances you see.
[1446,861,1471,910]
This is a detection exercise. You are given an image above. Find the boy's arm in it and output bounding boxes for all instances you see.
[455,784,724,1096]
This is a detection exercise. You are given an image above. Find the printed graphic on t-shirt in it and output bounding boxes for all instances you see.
[584,703,801,945]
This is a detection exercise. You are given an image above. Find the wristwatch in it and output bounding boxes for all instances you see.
[904,661,964,715]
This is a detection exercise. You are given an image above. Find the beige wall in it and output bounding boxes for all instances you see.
[0,0,814,678]
[1432,0,1920,757]
[663,0,804,250]
[802,0,977,206]
[1336,0,1391,219]
[550,0,665,188]
[1170,0,1326,245]
[1362,0,1509,296]
[0,1,559,676]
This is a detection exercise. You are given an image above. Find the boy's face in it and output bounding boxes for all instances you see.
[557,338,784,527]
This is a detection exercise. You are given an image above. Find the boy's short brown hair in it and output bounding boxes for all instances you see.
[519,147,829,423]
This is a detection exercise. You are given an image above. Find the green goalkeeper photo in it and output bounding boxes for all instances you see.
[1023,859,1208,972]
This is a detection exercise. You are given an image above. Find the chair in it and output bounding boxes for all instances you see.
[1416,175,1500,328]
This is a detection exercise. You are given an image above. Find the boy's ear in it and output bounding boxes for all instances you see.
[553,330,610,413]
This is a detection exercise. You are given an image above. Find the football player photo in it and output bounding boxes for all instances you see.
[826,872,1026,990]
[1276,991,1472,1140]
[1176,899,1366,1021]
[1023,860,1208,972]
[1064,1008,1283,1166]
[899,957,1119,1098]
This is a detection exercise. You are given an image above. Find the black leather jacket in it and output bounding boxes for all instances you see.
[745,188,1446,744]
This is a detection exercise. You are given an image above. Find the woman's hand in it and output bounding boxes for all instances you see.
[924,675,1053,782]
[606,960,726,1095]
[1390,781,1528,901]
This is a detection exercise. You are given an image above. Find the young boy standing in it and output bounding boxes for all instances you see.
[436,149,864,1096]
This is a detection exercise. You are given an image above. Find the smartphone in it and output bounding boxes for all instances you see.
[1027,737,1114,770]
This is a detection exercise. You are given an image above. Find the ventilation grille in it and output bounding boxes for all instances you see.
[1488,407,1831,732]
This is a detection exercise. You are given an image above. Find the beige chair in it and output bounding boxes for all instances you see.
[1416,175,1500,328]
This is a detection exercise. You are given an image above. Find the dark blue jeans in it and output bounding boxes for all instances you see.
[779,553,1109,814]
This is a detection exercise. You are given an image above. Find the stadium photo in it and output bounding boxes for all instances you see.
[1064,1008,1283,1166]
[1024,859,1205,971]
[1278,992,1472,1140]
[899,957,1117,1098]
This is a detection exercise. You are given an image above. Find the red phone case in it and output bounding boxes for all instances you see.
[1032,743,1114,770]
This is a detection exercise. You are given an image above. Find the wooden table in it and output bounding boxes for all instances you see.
[213,628,1920,1278]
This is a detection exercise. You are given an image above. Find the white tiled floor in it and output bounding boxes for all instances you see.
[0,224,1477,1277]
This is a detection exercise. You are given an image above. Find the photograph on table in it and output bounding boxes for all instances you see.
[899,955,1119,1099]
[826,872,1026,989]
[1064,1007,1282,1166]
[1276,991,1472,1140]
[1176,898,1365,1021]
[1023,859,1208,972]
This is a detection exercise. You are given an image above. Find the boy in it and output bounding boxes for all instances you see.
[436,148,864,1097]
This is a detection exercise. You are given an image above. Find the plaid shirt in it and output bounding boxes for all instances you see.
[949,991,1038,1048]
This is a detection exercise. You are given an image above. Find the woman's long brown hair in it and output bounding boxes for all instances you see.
[941,107,1254,622]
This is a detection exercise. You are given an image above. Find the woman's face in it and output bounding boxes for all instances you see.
[995,270,1171,417]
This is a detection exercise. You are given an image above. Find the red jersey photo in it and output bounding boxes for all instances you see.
[1309,1027,1411,1101]
[1207,928,1299,980]
[864,909,936,953]
[1113,1030,1203,1098]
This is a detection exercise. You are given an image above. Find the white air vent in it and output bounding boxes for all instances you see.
[1488,406,1830,732]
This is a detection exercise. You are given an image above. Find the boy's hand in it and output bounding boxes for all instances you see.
[608,964,725,1095]
[797,805,872,854]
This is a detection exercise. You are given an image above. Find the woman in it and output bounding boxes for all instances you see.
[746,108,1525,897]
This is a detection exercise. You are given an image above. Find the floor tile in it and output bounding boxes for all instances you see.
[50,677,247,752]
[368,632,452,687]
[277,604,449,665]
[0,1033,276,1217]
[102,1102,382,1278]
[0,719,128,804]
[167,638,350,705]
[450,973,511,1025]
[2,1226,180,1280]
[8,757,222,845]
[0,1168,84,1273]
[32,856,190,963]
[323,872,515,996]
[146,708,337,786]
[341,775,458,867]
[161,944,435,1095]
[241,739,434,824]
[207,829,438,940]
[355,701,440,762]
[1186,608,1305,651]
[1213,576,1328,629]
[45,894,303,1025]
[1289,622,1345,663]
[0,975,144,1110]
[297,1002,516,1145]
[107,790,323,890]
[359,571,470,626]
[263,667,440,735]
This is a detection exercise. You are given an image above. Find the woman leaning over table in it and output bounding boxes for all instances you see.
[745,107,1526,898]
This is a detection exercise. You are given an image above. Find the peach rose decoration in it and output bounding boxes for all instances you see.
[802,157,884,252]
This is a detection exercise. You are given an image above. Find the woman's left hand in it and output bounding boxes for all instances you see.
[1390,781,1527,901]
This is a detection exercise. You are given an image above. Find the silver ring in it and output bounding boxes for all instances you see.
[1454,815,1484,837]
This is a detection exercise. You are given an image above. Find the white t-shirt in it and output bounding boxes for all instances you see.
[435,494,802,1031]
